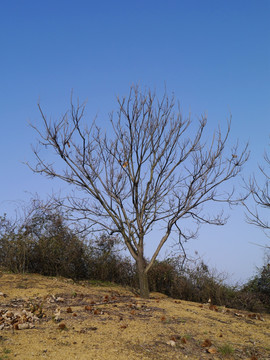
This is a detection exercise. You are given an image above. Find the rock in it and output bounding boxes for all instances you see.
[166,340,176,347]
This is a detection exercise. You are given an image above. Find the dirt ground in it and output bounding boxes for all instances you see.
[0,273,269,360]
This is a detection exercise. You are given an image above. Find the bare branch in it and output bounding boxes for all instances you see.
[28,85,249,297]
[243,139,270,238]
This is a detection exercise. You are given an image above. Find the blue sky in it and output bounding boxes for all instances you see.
[0,0,269,284]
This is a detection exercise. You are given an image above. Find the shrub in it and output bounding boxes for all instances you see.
[86,234,137,286]
[148,257,234,306]
[148,259,178,295]
[240,255,270,312]
[0,207,89,279]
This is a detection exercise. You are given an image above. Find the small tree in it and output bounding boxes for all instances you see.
[243,142,270,239]
[28,85,249,298]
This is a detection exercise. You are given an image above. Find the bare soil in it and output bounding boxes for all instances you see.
[0,273,269,359]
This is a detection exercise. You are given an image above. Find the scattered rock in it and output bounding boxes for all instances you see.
[53,308,62,322]
[166,340,176,347]
[0,307,40,330]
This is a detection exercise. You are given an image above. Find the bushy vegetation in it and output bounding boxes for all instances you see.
[147,255,270,312]
[148,258,232,304]
[239,257,270,312]
[1,204,269,313]
[0,211,86,278]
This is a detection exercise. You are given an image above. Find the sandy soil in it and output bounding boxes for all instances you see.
[0,273,269,360]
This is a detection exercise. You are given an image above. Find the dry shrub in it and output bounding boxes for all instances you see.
[147,256,269,313]
[147,257,232,305]
[0,209,136,284]
[148,259,177,295]
[86,235,136,287]
[0,210,89,279]
[238,257,270,312]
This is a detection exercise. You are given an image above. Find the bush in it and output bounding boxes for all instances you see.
[86,234,137,286]
[0,214,34,273]
[0,208,89,279]
[148,259,178,296]
[148,257,234,306]
[240,256,270,312]
[0,208,136,284]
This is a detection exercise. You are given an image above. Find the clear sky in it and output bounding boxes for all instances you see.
[0,0,269,284]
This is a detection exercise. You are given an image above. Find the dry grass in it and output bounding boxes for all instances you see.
[0,273,269,360]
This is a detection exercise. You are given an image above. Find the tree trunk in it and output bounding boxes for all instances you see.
[137,255,150,298]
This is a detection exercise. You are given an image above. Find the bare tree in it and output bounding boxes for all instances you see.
[243,143,270,239]
[28,85,249,298]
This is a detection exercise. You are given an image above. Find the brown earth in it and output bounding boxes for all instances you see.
[0,273,269,360]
